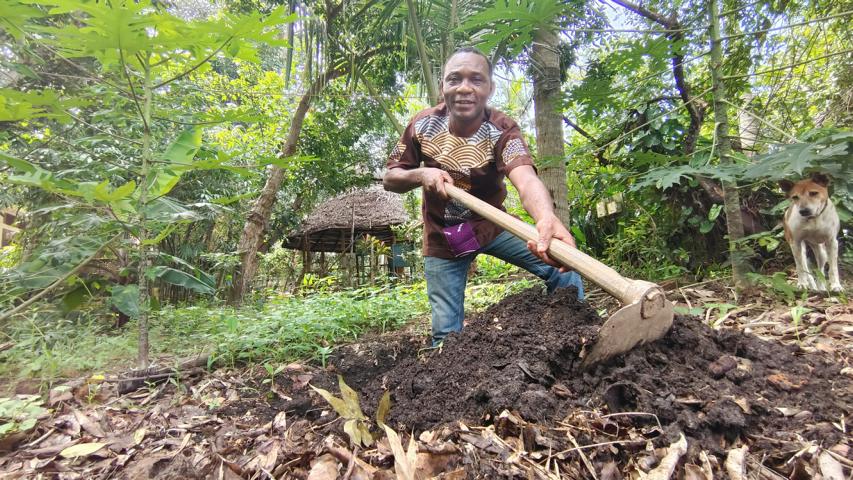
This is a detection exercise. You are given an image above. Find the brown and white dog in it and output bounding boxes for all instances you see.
[780,173,842,292]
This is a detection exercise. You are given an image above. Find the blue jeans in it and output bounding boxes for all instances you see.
[424,230,584,345]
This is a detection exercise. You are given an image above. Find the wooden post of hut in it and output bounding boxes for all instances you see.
[319,251,327,277]
[277,185,412,288]
[350,206,357,287]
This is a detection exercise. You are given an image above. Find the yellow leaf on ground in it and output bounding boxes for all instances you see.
[133,427,146,445]
[60,442,107,458]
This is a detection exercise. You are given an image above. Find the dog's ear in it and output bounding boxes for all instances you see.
[810,172,830,186]
[779,179,794,194]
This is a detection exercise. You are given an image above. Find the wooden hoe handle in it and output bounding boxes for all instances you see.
[445,184,650,305]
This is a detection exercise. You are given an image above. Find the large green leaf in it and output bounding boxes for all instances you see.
[0,88,85,123]
[163,128,203,167]
[146,266,215,295]
[0,1,46,40]
[156,252,216,288]
[141,128,204,199]
[111,285,140,319]
[742,135,852,180]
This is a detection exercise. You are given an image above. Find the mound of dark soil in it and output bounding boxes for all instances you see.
[333,287,850,454]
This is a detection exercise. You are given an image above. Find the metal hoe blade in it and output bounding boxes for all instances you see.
[581,286,674,367]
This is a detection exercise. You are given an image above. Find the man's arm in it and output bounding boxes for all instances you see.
[383,167,455,198]
[507,165,576,268]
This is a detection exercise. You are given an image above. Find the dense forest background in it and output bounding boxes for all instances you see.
[0,0,850,378]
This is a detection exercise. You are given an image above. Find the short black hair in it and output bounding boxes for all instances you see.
[445,46,494,78]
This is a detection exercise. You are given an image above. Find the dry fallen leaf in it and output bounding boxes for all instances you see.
[415,450,458,478]
[599,461,622,480]
[383,424,417,480]
[776,407,801,417]
[728,396,751,414]
[767,372,805,391]
[683,464,710,480]
[73,410,106,438]
[48,386,73,406]
[724,445,747,480]
[818,451,845,480]
[645,433,687,480]
[273,411,288,433]
[306,453,339,480]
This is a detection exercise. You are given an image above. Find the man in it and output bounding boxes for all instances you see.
[383,47,583,345]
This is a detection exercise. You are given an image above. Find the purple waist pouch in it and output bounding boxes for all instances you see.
[442,222,480,257]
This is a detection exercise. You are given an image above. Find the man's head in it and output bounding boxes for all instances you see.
[441,47,495,130]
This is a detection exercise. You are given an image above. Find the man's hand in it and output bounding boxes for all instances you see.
[526,214,576,271]
[420,168,454,199]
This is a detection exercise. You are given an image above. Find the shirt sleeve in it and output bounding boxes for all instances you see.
[494,121,535,175]
[386,119,421,170]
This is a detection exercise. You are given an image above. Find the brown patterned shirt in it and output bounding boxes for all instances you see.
[387,104,535,258]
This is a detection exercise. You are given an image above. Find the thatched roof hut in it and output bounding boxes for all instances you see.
[281,185,410,252]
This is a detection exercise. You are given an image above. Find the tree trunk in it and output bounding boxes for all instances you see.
[137,56,153,369]
[531,28,571,227]
[709,0,749,288]
[229,66,342,304]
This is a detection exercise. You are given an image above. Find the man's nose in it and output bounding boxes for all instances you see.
[457,80,474,92]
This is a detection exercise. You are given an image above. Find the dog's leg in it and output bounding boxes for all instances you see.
[813,242,829,292]
[827,237,843,292]
[791,238,817,290]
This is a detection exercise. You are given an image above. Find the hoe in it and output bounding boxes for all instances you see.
[446,184,674,367]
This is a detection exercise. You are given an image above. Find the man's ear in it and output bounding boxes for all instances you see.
[489,80,496,98]
[810,172,830,186]
[779,179,794,194]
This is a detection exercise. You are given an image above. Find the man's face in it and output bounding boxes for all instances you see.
[441,52,494,127]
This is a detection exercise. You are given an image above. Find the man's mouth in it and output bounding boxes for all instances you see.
[455,100,475,105]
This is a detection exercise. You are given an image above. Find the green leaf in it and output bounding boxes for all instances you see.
[61,286,88,312]
[163,128,203,167]
[146,266,215,295]
[93,180,136,203]
[111,285,140,319]
[674,306,705,316]
[0,152,37,173]
[707,204,723,221]
[19,418,37,431]
[146,170,182,199]
[570,225,587,246]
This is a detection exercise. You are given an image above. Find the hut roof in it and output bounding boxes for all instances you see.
[281,185,411,252]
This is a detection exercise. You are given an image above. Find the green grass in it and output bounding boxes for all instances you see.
[0,277,535,391]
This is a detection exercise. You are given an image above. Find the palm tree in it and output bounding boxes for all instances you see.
[230,0,400,303]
